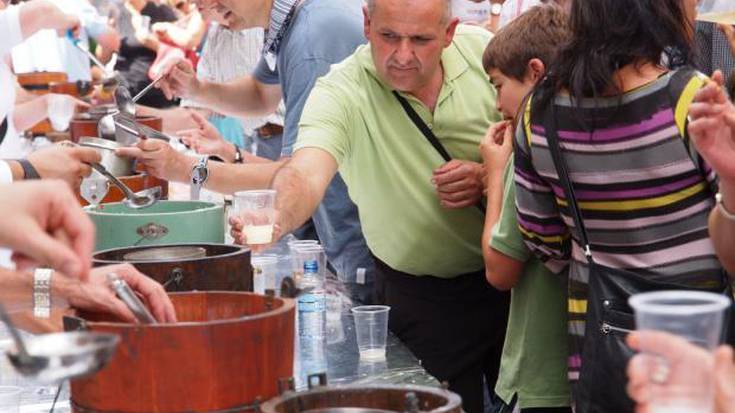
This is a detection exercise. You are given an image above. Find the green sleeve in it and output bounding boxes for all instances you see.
[293,77,354,165]
[490,158,532,263]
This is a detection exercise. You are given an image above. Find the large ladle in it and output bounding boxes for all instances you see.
[115,73,167,118]
[90,163,161,209]
[0,303,47,376]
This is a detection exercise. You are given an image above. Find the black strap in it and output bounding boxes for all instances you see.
[542,101,595,266]
[393,91,453,161]
[393,91,485,213]
[0,118,7,146]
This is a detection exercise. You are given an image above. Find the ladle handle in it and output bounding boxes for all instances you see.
[132,73,166,104]
[89,163,137,200]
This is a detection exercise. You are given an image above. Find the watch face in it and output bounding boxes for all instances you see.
[491,3,502,15]
[192,167,207,184]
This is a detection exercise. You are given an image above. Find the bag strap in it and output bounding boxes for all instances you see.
[393,91,453,162]
[542,100,596,266]
[393,91,486,214]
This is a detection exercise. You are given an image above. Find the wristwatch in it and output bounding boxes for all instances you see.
[233,144,244,164]
[190,156,209,200]
[716,192,735,221]
[33,268,53,319]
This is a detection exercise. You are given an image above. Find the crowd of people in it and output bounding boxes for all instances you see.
[0,0,734,412]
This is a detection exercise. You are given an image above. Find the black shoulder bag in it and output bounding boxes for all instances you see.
[393,91,485,214]
[543,103,734,413]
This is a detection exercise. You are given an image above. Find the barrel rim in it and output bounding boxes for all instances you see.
[84,200,223,216]
[259,384,462,413]
[92,242,251,265]
[78,291,294,329]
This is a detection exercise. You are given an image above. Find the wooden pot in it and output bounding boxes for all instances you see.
[67,292,295,413]
[260,384,463,413]
[76,173,169,206]
[92,243,252,292]
[70,114,162,143]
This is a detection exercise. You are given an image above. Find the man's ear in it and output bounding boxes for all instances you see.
[444,17,460,47]
[363,5,371,38]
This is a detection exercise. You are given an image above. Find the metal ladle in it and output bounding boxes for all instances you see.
[90,163,161,209]
[115,73,167,118]
[0,303,48,376]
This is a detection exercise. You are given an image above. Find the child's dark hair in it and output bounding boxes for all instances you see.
[482,4,570,80]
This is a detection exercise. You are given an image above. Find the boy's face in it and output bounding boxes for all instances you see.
[488,68,537,120]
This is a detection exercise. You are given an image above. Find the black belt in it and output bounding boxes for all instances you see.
[0,117,7,145]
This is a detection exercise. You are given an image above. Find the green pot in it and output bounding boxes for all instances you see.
[86,201,225,252]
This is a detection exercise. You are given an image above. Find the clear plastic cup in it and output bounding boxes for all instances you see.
[288,240,320,280]
[351,305,390,361]
[251,255,278,294]
[47,94,76,132]
[0,386,22,413]
[629,290,731,413]
[233,190,276,245]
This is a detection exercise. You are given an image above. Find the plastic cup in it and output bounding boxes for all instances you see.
[0,386,22,413]
[629,290,731,413]
[288,240,320,279]
[351,305,390,361]
[233,190,276,245]
[294,245,326,283]
[251,255,278,294]
[47,94,76,132]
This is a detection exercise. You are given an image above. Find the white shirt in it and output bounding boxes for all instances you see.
[182,23,284,132]
[0,5,28,161]
[499,0,542,28]
[451,0,492,24]
[11,0,110,82]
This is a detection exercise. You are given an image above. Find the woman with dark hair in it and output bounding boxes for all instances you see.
[513,0,730,411]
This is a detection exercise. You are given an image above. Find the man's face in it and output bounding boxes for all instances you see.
[488,68,536,120]
[194,0,254,29]
[364,0,458,94]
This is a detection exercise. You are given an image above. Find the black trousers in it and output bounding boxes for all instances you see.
[373,257,510,413]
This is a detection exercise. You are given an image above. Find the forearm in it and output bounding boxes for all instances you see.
[12,95,48,132]
[18,0,66,39]
[482,167,506,268]
[0,268,71,333]
[205,160,285,194]
[710,179,735,276]
[272,164,324,235]
[192,78,279,119]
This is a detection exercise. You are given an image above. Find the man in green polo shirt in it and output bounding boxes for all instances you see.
[232,0,508,411]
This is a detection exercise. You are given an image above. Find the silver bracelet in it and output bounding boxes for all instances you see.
[716,192,735,221]
[33,268,52,318]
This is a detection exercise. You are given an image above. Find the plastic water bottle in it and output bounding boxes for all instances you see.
[298,259,326,340]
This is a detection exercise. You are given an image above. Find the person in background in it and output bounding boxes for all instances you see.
[687,70,735,274]
[513,0,727,410]
[498,0,569,29]
[152,0,207,58]
[479,6,571,413]
[10,0,120,82]
[103,0,178,108]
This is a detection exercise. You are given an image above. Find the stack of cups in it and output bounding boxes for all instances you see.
[629,290,731,413]
[250,255,278,295]
[288,240,320,284]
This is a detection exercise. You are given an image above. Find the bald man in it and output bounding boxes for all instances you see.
[232,0,508,410]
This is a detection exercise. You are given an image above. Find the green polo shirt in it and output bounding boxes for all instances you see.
[294,25,500,277]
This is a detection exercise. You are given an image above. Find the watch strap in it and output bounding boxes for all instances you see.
[233,144,244,164]
[17,159,40,180]
[190,156,209,200]
[33,268,52,318]
[716,192,735,221]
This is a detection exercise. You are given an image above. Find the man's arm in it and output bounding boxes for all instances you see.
[272,148,339,236]
[158,59,283,118]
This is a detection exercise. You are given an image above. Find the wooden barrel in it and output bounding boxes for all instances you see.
[92,243,253,292]
[70,114,163,143]
[76,173,169,206]
[67,292,295,413]
[260,384,463,413]
[49,80,94,98]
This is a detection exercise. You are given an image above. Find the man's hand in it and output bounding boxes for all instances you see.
[177,112,234,161]
[0,181,94,280]
[27,145,100,188]
[432,159,485,209]
[156,58,201,101]
[116,139,193,182]
[57,264,177,324]
[229,213,282,253]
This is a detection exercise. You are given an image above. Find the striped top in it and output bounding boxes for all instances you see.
[513,68,723,380]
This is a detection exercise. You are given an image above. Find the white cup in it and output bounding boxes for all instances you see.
[233,190,276,245]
